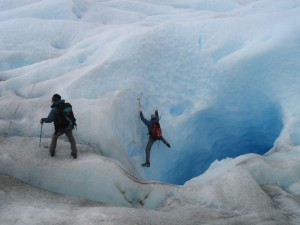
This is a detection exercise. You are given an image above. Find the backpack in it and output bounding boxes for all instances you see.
[55,103,77,130]
[150,122,162,138]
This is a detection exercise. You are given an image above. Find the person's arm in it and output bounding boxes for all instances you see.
[140,111,150,126]
[41,108,57,123]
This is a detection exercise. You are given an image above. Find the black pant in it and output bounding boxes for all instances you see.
[50,129,77,155]
[145,136,170,163]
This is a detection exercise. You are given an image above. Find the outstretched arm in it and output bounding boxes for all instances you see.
[42,108,57,123]
[140,111,150,126]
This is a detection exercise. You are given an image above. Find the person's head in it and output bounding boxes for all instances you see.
[52,93,61,103]
[151,114,156,119]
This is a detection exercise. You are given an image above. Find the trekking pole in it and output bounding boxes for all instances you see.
[39,123,43,148]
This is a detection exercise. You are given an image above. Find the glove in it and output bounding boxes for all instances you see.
[40,118,44,124]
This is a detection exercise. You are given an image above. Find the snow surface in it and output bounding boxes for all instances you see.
[1,0,300,224]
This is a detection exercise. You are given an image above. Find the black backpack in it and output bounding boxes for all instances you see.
[55,103,77,130]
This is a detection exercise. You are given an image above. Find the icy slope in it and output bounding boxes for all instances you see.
[0,174,188,225]
[1,174,262,225]
[0,136,176,209]
[1,140,300,224]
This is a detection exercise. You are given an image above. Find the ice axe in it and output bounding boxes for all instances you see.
[137,97,142,111]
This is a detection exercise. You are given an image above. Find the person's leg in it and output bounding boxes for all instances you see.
[65,129,78,158]
[49,130,64,156]
[160,136,171,148]
[143,136,155,167]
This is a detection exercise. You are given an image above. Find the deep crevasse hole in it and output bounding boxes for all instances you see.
[161,95,283,185]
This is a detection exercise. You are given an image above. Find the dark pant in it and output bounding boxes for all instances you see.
[145,136,170,163]
[50,129,77,155]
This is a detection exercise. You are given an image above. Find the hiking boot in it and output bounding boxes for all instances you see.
[166,143,171,148]
[50,152,55,157]
[142,162,150,167]
[71,152,77,159]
